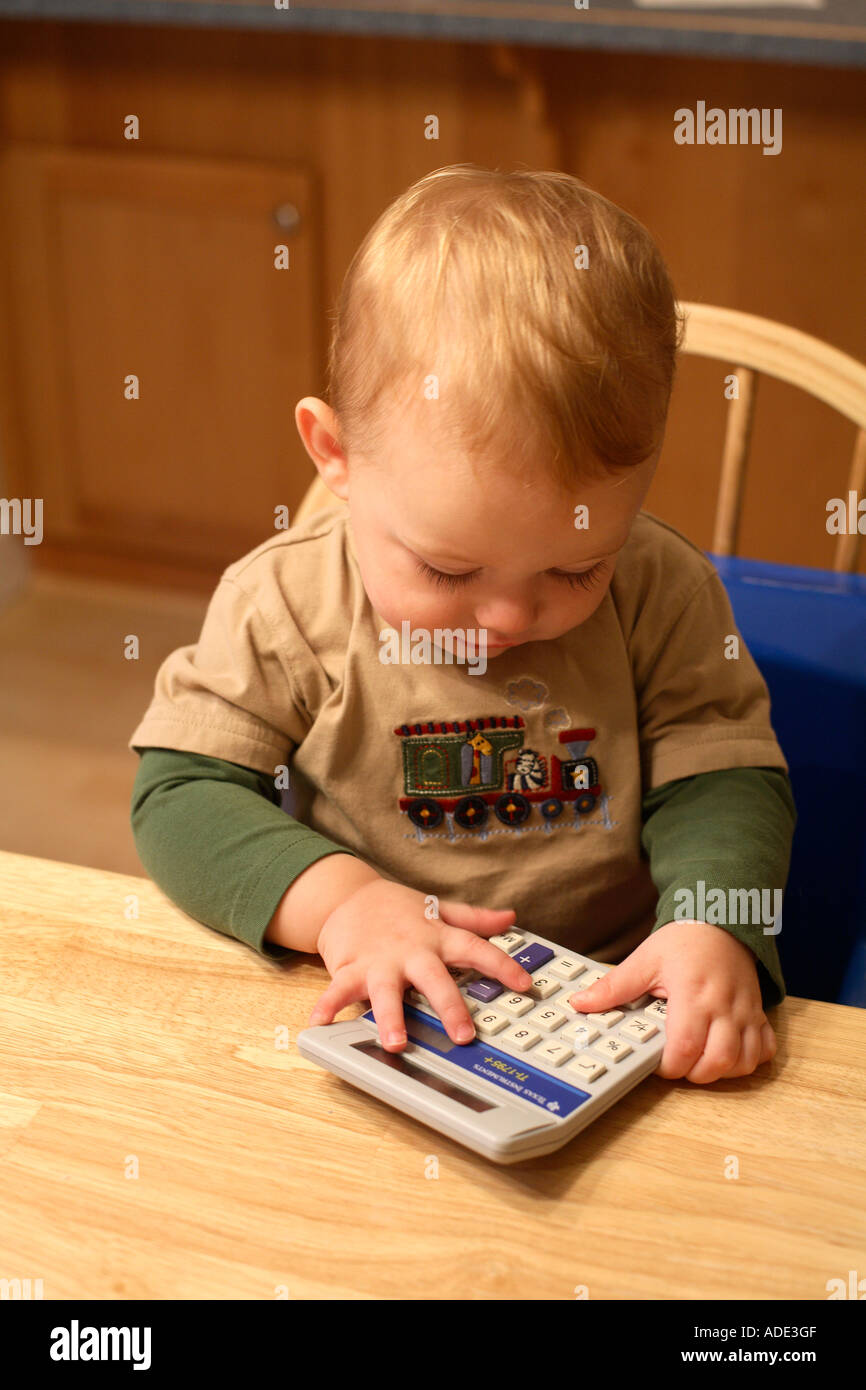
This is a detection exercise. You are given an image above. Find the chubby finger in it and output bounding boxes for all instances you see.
[726,1023,764,1078]
[367,972,411,1052]
[411,966,476,1045]
[437,901,517,935]
[683,1016,742,1084]
[760,1020,778,1063]
[655,1002,711,1080]
[308,970,363,1027]
[566,960,655,1015]
[443,927,533,993]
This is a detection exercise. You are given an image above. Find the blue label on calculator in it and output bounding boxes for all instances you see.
[361,1006,591,1117]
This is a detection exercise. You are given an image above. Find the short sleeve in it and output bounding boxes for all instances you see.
[634,571,789,791]
[128,575,311,775]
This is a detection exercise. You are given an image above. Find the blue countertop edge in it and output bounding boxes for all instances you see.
[0,1,864,71]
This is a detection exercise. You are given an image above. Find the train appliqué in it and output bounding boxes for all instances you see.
[394,715,602,832]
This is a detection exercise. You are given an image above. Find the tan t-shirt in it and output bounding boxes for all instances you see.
[129,506,788,966]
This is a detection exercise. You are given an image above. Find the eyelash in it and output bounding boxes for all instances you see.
[414,559,606,593]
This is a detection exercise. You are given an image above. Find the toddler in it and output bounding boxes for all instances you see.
[130,165,796,1085]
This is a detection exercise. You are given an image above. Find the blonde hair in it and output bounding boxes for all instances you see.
[326,164,685,487]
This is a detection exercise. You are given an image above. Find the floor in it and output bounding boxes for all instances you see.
[0,570,209,875]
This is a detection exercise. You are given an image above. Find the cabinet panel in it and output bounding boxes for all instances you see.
[0,145,319,571]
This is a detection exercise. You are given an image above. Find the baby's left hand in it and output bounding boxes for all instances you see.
[567,920,777,1084]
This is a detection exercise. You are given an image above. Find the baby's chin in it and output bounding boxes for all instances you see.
[371,610,518,656]
[370,606,575,651]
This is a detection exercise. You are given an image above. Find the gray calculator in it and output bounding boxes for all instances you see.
[297,927,667,1163]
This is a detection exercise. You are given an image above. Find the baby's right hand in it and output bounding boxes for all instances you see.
[308,879,532,1050]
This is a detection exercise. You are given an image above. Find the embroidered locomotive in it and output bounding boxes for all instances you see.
[394,716,601,830]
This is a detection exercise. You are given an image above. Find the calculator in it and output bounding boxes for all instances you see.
[296,927,667,1164]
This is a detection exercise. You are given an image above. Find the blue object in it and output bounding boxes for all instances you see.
[513,942,555,974]
[466,978,505,1003]
[368,1005,594,1118]
[707,552,866,1007]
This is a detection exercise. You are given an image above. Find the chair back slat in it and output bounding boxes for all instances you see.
[681,302,866,572]
[713,366,758,556]
[836,427,866,573]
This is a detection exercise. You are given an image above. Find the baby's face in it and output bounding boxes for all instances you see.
[344,409,660,655]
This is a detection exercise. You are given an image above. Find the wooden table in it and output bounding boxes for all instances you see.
[1,849,864,1300]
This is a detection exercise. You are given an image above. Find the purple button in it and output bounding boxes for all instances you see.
[513,943,554,973]
[466,978,504,1002]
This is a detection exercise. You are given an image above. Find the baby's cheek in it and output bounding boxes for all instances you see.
[367,577,444,632]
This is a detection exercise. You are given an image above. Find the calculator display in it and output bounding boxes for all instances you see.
[351,1038,497,1113]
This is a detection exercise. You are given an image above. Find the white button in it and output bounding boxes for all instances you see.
[446,965,473,985]
[623,993,651,1010]
[621,1017,659,1043]
[489,931,526,953]
[501,1024,542,1052]
[407,989,433,1009]
[593,1036,632,1063]
[475,1008,509,1036]
[535,1040,573,1068]
[528,974,560,999]
[408,991,479,1020]
[587,1010,625,1029]
[549,956,587,981]
[528,1005,569,1033]
[645,999,668,1021]
[568,1053,607,1083]
[498,992,534,1017]
[560,1021,601,1048]
[579,969,610,989]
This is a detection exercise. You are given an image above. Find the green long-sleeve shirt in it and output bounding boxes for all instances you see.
[130,748,796,1009]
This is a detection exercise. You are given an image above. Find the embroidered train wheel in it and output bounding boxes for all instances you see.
[407,797,444,829]
[495,791,531,825]
[575,792,597,814]
[454,795,489,829]
[540,797,563,820]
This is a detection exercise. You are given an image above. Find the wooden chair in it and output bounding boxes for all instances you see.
[293,303,866,571]
[680,302,866,573]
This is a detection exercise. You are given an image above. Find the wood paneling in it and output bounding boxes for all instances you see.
[1,145,318,573]
[543,48,866,566]
[0,20,862,580]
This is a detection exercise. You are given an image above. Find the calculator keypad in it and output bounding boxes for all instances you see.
[406,935,666,1092]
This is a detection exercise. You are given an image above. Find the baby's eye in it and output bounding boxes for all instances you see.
[415,557,608,593]
[550,563,607,591]
[415,559,478,591]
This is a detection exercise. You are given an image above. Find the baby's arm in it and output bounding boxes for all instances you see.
[130,747,367,957]
[270,863,532,1049]
[570,918,777,1084]
[567,765,796,1084]
[264,852,381,953]
[131,747,529,1048]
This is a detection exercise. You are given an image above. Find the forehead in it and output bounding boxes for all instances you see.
[367,440,650,565]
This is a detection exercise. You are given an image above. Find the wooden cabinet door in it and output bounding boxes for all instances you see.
[0,146,320,584]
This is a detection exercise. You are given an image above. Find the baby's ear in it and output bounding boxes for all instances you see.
[294,399,350,494]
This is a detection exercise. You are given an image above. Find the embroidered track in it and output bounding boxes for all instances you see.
[402,792,618,844]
